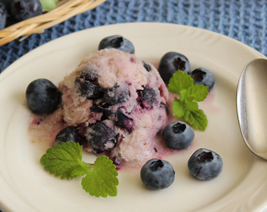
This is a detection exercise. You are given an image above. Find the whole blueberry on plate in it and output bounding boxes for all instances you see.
[53,127,82,147]
[26,78,61,114]
[0,2,7,30]
[162,121,194,150]
[191,68,215,92]
[188,148,223,181]
[158,52,191,85]
[9,0,42,22]
[98,35,135,54]
[140,159,175,190]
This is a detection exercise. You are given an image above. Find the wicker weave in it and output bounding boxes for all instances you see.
[0,0,106,46]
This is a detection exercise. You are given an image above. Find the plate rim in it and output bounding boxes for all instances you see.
[0,22,266,212]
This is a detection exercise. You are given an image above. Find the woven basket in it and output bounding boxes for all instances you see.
[0,0,106,46]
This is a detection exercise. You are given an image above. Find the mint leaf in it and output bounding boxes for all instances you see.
[40,143,119,197]
[168,70,209,131]
[180,89,193,102]
[184,101,199,111]
[184,109,208,131]
[187,84,209,102]
[82,156,119,198]
[172,98,186,117]
[41,142,89,179]
[168,70,194,94]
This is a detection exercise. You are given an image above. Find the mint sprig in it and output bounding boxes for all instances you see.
[168,70,209,131]
[41,142,119,197]
[82,156,119,197]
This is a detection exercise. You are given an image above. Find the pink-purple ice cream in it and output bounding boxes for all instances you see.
[30,49,169,167]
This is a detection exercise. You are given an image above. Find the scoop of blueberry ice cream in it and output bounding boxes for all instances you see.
[57,49,169,167]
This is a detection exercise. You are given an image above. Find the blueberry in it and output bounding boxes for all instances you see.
[188,148,223,181]
[98,35,135,54]
[26,79,61,114]
[0,2,7,30]
[75,68,103,100]
[142,61,152,72]
[85,122,117,153]
[0,0,9,7]
[162,121,194,150]
[140,159,175,190]
[90,104,115,121]
[115,109,134,133]
[0,0,10,12]
[75,78,103,100]
[191,68,215,92]
[80,68,98,83]
[158,52,191,85]
[103,84,129,105]
[113,156,121,166]
[90,105,114,116]
[137,86,157,108]
[9,0,42,22]
[53,127,82,147]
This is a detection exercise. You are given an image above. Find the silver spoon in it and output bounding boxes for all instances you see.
[237,58,267,160]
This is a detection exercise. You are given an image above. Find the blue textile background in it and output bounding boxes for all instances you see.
[0,0,267,73]
[0,0,267,211]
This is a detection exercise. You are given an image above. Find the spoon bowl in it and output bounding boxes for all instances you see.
[237,58,267,160]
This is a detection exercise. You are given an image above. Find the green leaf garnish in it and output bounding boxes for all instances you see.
[172,98,186,117]
[41,142,119,197]
[168,70,209,131]
[184,109,208,131]
[187,84,209,102]
[184,101,199,111]
[82,156,118,197]
[168,70,194,94]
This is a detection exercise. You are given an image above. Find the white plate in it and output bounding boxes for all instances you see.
[0,23,267,212]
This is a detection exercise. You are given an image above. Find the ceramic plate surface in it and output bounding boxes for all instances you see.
[0,23,267,212]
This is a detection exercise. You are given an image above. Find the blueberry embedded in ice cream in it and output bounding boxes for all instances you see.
[140,159,175,190]
[158,52,191,85]
[90,104,115,121]
[142,61,152,72]
[26,78,61,114]
[142,87,157,105]
[75,77,103,100]
[103,84,129,105]
[53,126,82,147]
[191,68,215,92]
[80,68,98,83]
[75,69,103,99]
[98,35,135,54]
[115,109,134,133]
[162,121,194,150]
[90,105,115,116]
[188,148,223,181]
[137,86,157,108]
[85,122,117,153]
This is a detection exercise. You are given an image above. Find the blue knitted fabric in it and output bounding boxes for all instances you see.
[0,0,267,210]
[1,0,267,73]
